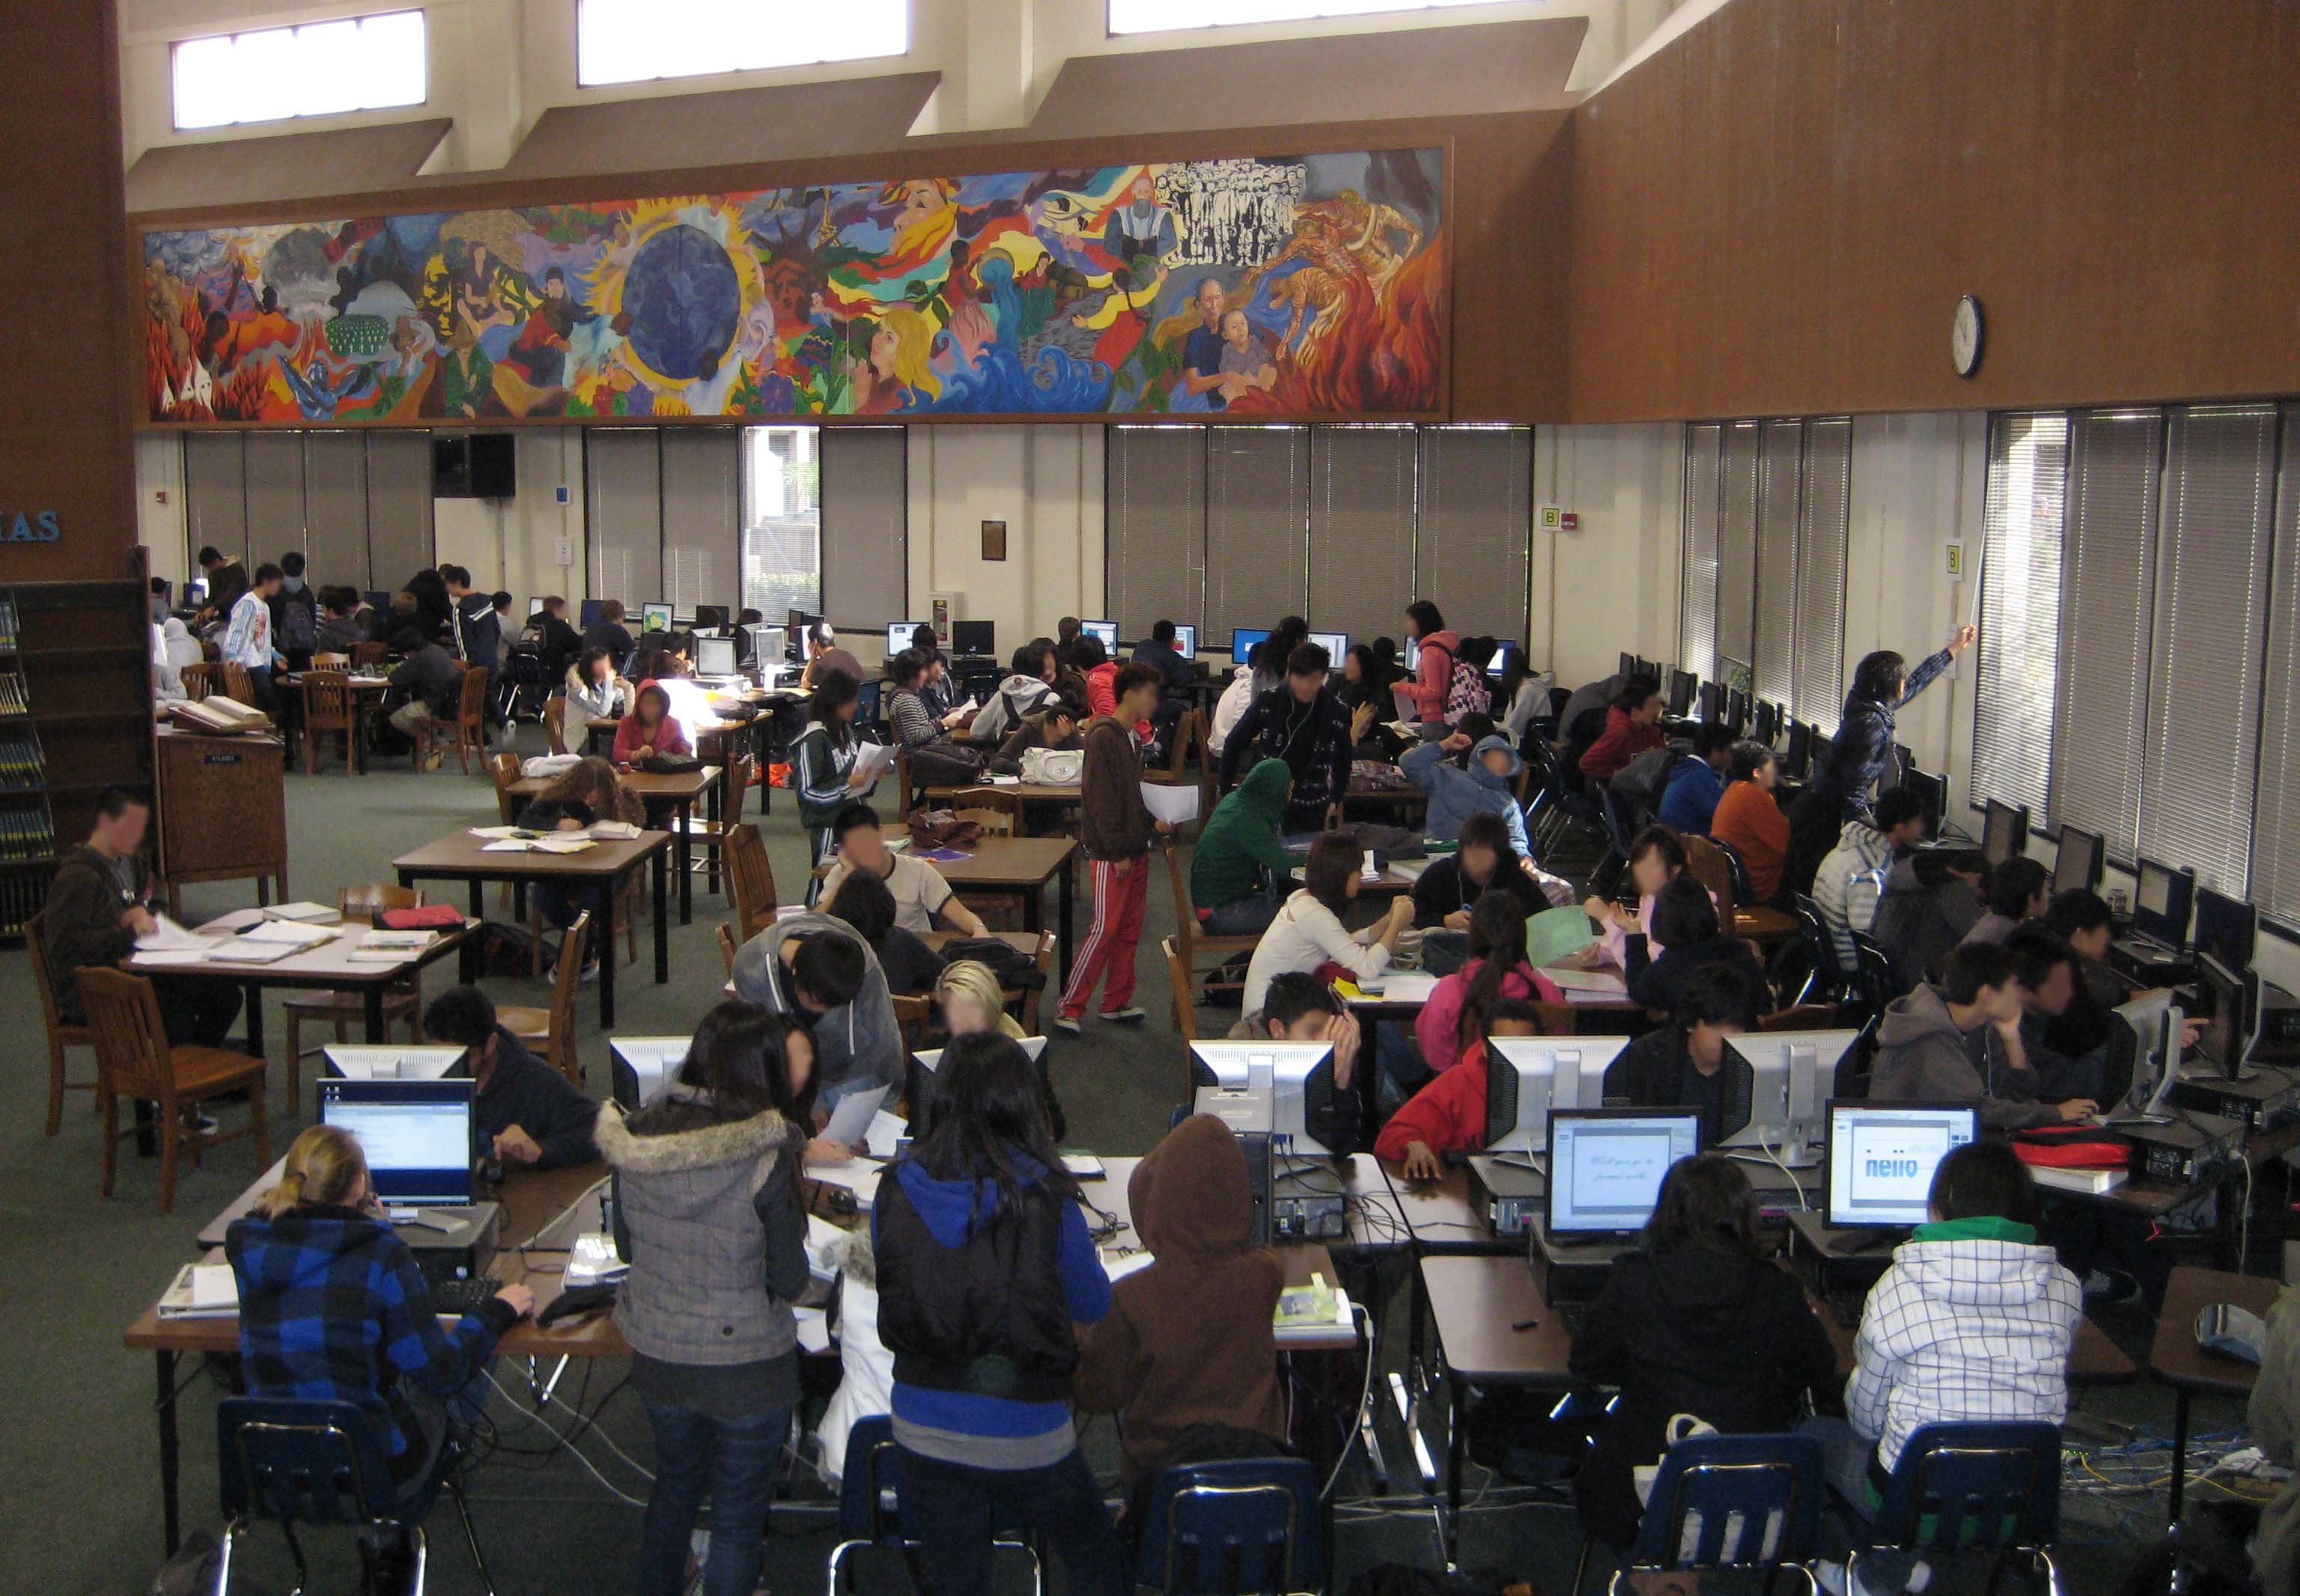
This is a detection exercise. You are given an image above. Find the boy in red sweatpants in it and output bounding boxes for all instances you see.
[1058,663,1170,1029]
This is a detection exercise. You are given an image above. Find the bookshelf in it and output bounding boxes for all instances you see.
[0,573,155,939]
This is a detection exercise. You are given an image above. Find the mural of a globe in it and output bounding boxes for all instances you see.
[623,224,741,382]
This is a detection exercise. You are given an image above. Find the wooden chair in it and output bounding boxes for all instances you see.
[949,786,1020,837]
[27,910,97,1136]
[890,993,935,1053]
[301,671,359,776]
[451,665,490,775]
[717,923,740,977]
[82,967,270,1213]
[489,752,523,823]
[282,886,430,1100]
[499,911,589,1083]
[725,823,778,940]
[311,651,350,669]
[351,641,388,670]
[673,755,753,895]
[219,662,257,706]
[1020,929,1057,1035]
[1161,842,1260,1015]
[1163,936,1201,1042]
[177,663,219,701]
[544,695,570,756]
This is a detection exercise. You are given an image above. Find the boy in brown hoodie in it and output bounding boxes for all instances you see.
[1073,1114,1286,1491]
[1056,663,1169,1029]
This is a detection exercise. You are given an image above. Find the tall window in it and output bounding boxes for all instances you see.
[1111,0,1511,34]
[1971,413,2067,818]
[173,11,426,130]
[741,427,821,619]
[578,0,907,86]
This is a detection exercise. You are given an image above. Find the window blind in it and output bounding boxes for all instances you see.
[183,433,247,569]
[1751,418,1803,707]
[660,427,740,614]
[2051,409,2161,861]
[2252,405,2300,922]
[1678,424,1722,683]
[1415,426,1530,644]
[1106,427,1205,638]
[1715,421,1760,671]
[820,427,907,627]
[1310,425,1417,647]
[363,431,433,590]
[1203,427,1307,638]
[1972,413,2067,819]
[586,428,663,608]
[302,431,370,592]
[1791,418,1851,731]
[2139,406,2278,893]
[242,432,306,566]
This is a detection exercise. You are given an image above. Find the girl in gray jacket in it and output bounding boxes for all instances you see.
[596,999,814,1596]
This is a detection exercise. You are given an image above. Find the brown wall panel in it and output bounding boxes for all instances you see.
[1567,0,2300,422]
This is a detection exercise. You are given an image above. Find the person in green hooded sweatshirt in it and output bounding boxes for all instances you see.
[1191,758,1295,936]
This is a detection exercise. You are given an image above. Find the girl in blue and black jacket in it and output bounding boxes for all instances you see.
[871,1032,1122,1596]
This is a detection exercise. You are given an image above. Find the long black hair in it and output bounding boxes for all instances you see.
[676,999,816,1125]
[1851,650,1908,706]
[1643,1153,1760,1258]
[1456,892,1532,1055]
[909,1032,1077,1225]
[810,668,859,749]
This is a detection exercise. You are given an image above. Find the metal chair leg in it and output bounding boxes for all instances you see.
[278,1518,308,1596]
[1570,1534,1595,1594]
[405,1524,428,1596]
[442,1472,497,1595]
[213,1520,242,1596]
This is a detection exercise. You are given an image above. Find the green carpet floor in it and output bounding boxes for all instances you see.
[0,729,2245,1593]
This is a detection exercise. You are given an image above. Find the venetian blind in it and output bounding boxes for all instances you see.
[1202,427,1307,638]
[586,428,663,609]
[1971,412,2067,819]
[363,431,434,589]
[1715,421,1760,670]
[820,427,907,627]
[301,431,370,591]
[1750,418,1803,707]
[183,433,248,569]
[1790,418,1852,732]
[2251,406,2300,922]
[1106,427,1205,638]
[1310,425,1417,646]
[1678,423,1723,683]
[1415,426,1531,644]
[660,427,740,615]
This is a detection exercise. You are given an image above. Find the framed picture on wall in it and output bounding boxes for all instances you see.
[982,520,1007,561]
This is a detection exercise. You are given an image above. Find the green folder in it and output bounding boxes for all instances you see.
[1526,903,1598,969]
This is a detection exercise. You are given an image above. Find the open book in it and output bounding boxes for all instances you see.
[350,928,436,961]
[169,697,271,735]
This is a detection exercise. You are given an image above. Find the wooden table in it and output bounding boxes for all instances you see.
[392,829,671,1027]
[124,911,472,1059]
[922,836,1077,981]
[509,765,717,924]
[2150,1265,2287,1518]
[280,671,391,773]
[135,1163,619,1555]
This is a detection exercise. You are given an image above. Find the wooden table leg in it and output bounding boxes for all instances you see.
[2170,1386,2193,1521]
[364,985,387,1044]
[597,877,618,1029]
[156,1348,181,1555]
[653,850,671,983]
[676,796,694,925]
[243,981,265,1060]
[1058,863,1076,985]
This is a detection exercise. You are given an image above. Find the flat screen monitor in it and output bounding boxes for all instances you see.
[640,602,675,635]
[1619,651,1637,677]
[610,1038,689,1112]
[1230,627,1272,665]
[1753,699,1782,746]
[1080,620,1119,652]
[788,612,821,660]
[1184,1040,1342,1156]
[1981,799,2028,868]
[1488,641,1520,681]
[1545,1109,1701,1237]
[2052,826,2103,897]
[2196,953,2256,1081]
[2105,988,2179,1118]
[1634,657,1658,681]
[1306,630,1348,666]
[1719,1031,1858,1161]
[1169,624,1197,658]
[2193,887,2257,973]
[886,621,932,657]
[2135,859,2196,949]
[1697,681,1722,724]
[693,636,738,676]
[1482,1035,1629,1156]
[320,1046,466,1082]
[1785,721,1815,781]
[952,619,994,656]
[1667,669,1696,719]
[1823,1103,1978,1231]
[317,1078,473,1209]
[1904,769,1947,840]
[1724,688,1748,732]
[579,598,607,627]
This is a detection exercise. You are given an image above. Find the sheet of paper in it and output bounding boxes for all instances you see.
[587,820,641,840]
[1357,972,1439,1004]
[480,839,534,852]
[242,919,336,947]
[821,1084,892,1151]
[1100,1249,1156,1284]
[204,936,298,964]
[530,835,597,854]
[469,826,524,840]
[194,907,267,934]
[1544,965,1628,994]
[189,1263,239,1309]
[794,1306,833,1354]
[1139,782,1200,826]
[865,1109,908,1160]
[1527,904,1602,969]
[133,949,209,967]
[264,901,339,923]
[136,914,210,951]
[851,743,896,783]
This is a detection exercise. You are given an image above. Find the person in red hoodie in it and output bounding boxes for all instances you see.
[1074,633,1119,720]
[1413,892,1569,1071]
[1402,600,1459,725]
[1577,674,1666,784]
[1376,998,1546,1178]
[612,680,693,770]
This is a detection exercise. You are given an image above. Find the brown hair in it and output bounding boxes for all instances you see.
[540,755,640,823]
[259,1124,368,1218]
[1301,831,1362,918]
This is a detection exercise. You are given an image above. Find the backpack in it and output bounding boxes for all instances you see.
[276,587,317,655]
[1446,656,1491,722]
[935,935,1043,990]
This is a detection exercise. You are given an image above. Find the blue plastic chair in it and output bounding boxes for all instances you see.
[1132,1456,1325,1596]
[1849,1422,2065,1595]
[1586,1432,1825,1595]
[215,1396,494,1596]
[824,1414,1041,1596]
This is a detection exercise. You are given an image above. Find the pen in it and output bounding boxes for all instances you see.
[1512,1317,1541,1332]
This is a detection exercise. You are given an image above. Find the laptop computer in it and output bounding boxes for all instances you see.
[317,1077,475,1214]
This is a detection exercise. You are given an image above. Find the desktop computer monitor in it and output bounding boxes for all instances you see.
[1488,641,1520,681]
[579,598,607,628]
[1904,769,1947,839]
[1823,1103,1978,1231]
[692,605,729,633]
[610,1038,689,1112]
[1545,1109,1702,1238]
[694,636,738,676]
[1719,1031,1857,1163]
[1753,699,1782,746]
[1981,799,2028,867]
[2196,953,2257,1082]
[1080,620,1119,652]
[1697,681,1722,724]
[640,602,675,635]
[1169,624,1198,658]
[1306,630,1348,667]
[2193,886,2257,973]
[1724,688,1749,732]
[1186,1039,1343,1156]
[2052,826,2103,896]
[1784,721,1814,781]
[1619,651,1637,677]
[887,621,931,656]
[1230,627,1271,665]
[320,1046,466,1082]
[2135,859,2197,948]
[317,1078,475,1209]
[1634,657,1658,681]
[1482,1035,1629,1156]
[952,619,995,656]
[1667,669,1696,719]
[2105,988,2179,1118]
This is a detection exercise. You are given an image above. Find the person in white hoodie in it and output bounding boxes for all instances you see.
[1812,1139,2080,1596]
[1813,787,1929,968]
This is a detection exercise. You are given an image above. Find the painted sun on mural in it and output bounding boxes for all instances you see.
[139,149,1445,424]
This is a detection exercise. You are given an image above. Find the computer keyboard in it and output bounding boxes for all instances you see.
[428,1276,504,1317]
[1827,1286,1868,1329]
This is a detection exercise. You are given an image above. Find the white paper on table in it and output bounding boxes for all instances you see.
[264,901,340,923]
[479,839,533,852]
[794,1306,833,1353]
[133,949,210,966]
[850,743,897,784]
[242,918,336,948]
[189,1263,240,1309]
[865,1110,908,1160]
[587,820,641,840]
[204,936,299,964]
[1139,782,1200,826]
[1356,972,1439,1004]
[982,773,1022,785]
[469,826,524,840]
[1100,1249,1156,1284]
[1544,966,1628,994]
[136,914,210,951]
[821,1084,892,1150]
[195,907,267,934]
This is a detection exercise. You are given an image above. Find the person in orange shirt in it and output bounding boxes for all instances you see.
[1711,740,1791,907]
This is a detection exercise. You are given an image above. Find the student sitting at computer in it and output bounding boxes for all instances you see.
[1495,648,1554,746]
[733,902,905,1106]
[1416,894,1568,1073]
[2042,889,2123,1056]
[1375,998,1545,1178]
[1208,654,1257,761]
[582,598,636,674]
[1962,856,2051,948]
[2002,929,2111,1106]
[1603,963,1764,1145]
[1813,787,1929,968]
[970,642,1061,747]
[792,671,880,883]
[1570,1154,1839,1560]
[423,987,600,1167]
[1871,847,1986,989]
[818,802,989,939]
[1402,728,1533,858]
[1191,758,1295,936]
[871,1032,1125,1596]
[1241,831,1417,1017]
[989,692,1085,777]
[594,999,813,1596]
[228,1124,535,1590]
[889,648,975,749]
[562,645,630,734]
[1583,826,1703,971]
[1578,676,1667,785]
[827,870,946,999]
[1073,632,1119,721]
[1710,740,1791,905]
[1073,1112,1288,1508]
[1622,874,1766,1015]
[1220,642,1355,832]
[1654,723,1738,834]
[1869,942,2097,1130]
[612,682,693,770]
[1223,971,1365,1155]
[1808,1139,2078,1596]
[1411,811,1550,931]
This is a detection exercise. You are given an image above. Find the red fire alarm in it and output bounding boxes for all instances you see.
[1558,510,1580,532]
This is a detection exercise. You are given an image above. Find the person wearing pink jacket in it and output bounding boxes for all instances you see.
[1402,600,1459,724]
[1414,895,1566,1073]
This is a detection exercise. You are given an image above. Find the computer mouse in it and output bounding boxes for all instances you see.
[475,1155,504,1186]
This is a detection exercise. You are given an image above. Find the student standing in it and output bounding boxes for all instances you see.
[791,671,880,884]
[582,599,636,674]
[1414,893,1567,1073]
[1870,942,2099,1130]
[872,1034,1125,1596]
[596,1000,813,1596]
[270,551,317,671]
[818,802,989,936]
[1191,757,1294,935]
[1401,600,1458,724]
[1241,830,1416,1017]
[1219,642,1354,832]
[1057,664,1171,1032]
[1603,963,1763,1145]
[1710,740,1791,905]
[1814,787,1929,968]
[731,908,905,1104]
[222,562,286,710]
[535,595,583,681]
[424,987,600,1166]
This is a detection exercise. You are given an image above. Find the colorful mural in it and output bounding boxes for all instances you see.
[139,148,1445,424]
